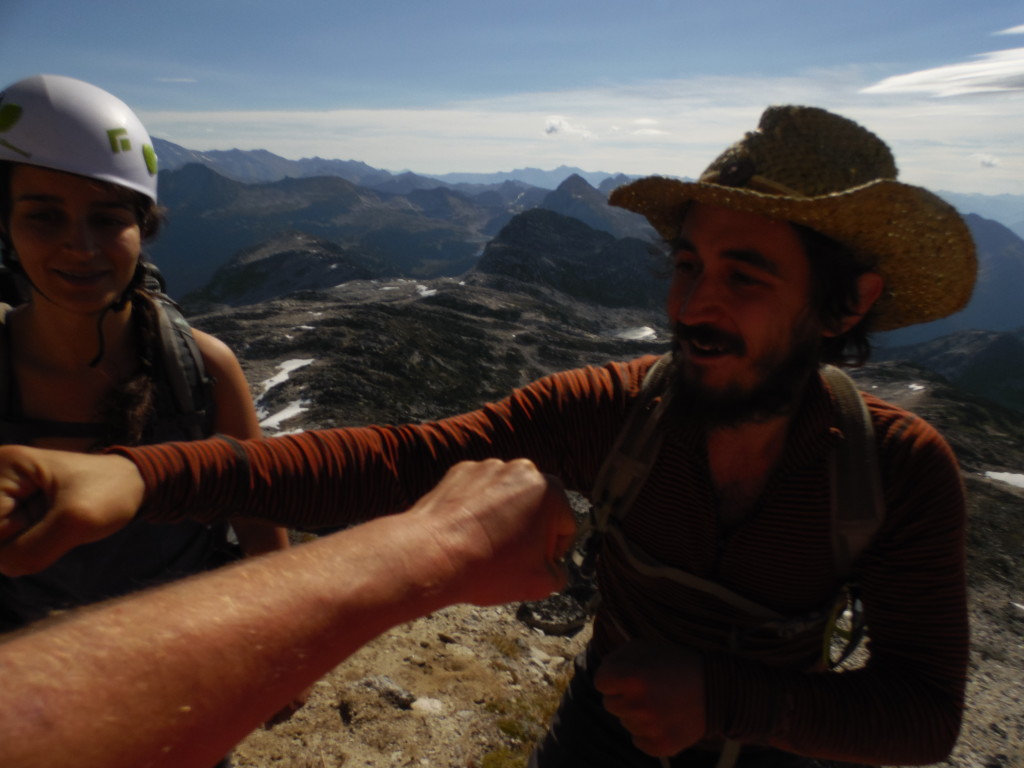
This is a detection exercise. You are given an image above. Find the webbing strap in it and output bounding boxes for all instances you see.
[588,354,674,536]
[605,526,785,622]
[821,365,884,581]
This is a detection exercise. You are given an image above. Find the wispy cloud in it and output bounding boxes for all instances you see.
[156,77,199,84]
[862,47,1024,96]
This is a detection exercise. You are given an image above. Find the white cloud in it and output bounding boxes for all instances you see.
[970,153,1000,168]
[544,116,593,139]
[995,25,1024,35]
[862,47,1024,96]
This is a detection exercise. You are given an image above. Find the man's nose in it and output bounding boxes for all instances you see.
[675,275,724,325]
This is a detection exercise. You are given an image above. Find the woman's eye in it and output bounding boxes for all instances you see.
[92,214,133,229]
[25,209,63,224]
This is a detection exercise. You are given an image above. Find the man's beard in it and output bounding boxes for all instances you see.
[670,318,822,428]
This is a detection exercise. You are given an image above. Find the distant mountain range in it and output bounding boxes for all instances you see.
[152,138,639,194]
[148,159,653,300]
[153,137,1024,238]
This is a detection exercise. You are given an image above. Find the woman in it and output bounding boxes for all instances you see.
[0,74,290,631]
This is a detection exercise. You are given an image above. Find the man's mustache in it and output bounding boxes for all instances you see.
[674,323,746,356]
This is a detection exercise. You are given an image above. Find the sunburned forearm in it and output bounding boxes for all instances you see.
[0,459,575,768]
[0,515,440,768]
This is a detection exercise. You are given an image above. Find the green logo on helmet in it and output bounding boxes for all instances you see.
[0,103,22,132]
[0,102,31,158]
[143,144,158,176]
[107,127,132,153]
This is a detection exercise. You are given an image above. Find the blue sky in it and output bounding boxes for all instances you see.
[2,0,1023,194]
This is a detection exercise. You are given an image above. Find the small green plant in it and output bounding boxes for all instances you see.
[484,630,524,659]
[479,748,524,768]
[479,665,573,767]
[496,717,532,741]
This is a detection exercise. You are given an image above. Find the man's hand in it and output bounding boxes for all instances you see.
[0,447,144,576]
[405,458,578,608]
[594,640,707,757]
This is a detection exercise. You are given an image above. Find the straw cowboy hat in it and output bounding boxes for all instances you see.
[609,105,977,331]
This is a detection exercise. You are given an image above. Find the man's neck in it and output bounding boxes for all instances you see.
[706,413,794,530]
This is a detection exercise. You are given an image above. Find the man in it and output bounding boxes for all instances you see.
[0,106,974,767]
[0,459,576,768]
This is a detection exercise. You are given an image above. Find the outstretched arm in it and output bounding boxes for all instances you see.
[0,458,576,768]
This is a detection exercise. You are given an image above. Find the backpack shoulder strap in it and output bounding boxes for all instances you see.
[141,265,216,441]
[821,365,885,581]
[589,353,674,536]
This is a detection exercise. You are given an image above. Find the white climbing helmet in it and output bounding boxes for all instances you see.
[0,74,158,202]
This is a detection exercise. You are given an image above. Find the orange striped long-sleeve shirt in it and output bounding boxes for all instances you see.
[112,356,967,764]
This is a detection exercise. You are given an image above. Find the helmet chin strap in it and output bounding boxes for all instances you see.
[87,262,142,368]
[87,305,113,368]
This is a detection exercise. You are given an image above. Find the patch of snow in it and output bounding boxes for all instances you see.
[985,471,1024,489]
[907,383,925,391]
[416,284,438,298]
[612,326,657,341]
[260,400,309,431]
[258,358,315,396]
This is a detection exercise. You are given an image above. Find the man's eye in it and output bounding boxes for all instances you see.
[673,257,699,275]
[731,270,764,287]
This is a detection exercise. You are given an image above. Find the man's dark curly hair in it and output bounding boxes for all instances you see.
[794,223,878,367]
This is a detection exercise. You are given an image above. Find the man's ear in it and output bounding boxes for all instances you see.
[824,272,884,337]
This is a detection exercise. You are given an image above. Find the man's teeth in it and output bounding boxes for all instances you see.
[692,340,723,353]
